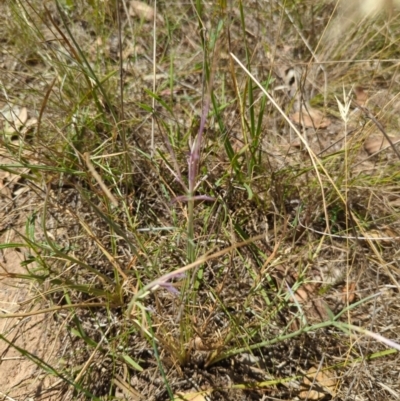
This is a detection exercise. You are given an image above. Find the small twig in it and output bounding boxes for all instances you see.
[298,217,400,241]
[74,325,112,384]
[0,303,108,319]
[83,152,119,207]
[36,76,57,138]
[302,355,326,400]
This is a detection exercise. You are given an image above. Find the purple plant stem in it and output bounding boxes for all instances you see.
[188,96,211,195]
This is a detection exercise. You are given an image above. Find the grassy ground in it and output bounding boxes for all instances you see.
[1,0,400,400]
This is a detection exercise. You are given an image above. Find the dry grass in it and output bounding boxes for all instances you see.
[1,1,400,400]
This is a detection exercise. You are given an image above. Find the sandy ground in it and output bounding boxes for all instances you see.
[0,159,61,401]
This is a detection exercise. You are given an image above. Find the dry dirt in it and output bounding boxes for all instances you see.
[0,195,62,400]
[0,244,59,400]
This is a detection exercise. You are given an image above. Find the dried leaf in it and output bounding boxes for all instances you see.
[1,105,30,135]
[174,390,212,401]
[299,367,336,400]
[382,225,399,240]
[1,105,19,135]
[112,374,145,400]
[287,139,302,149]
[17,107,28,127]
[364,226,400,245]
[24,117,37,128]
[0,180,12,198]
[129,1,155,21]
[294,288,309,303]
[290,108,331,129]
[193,336,207,351]
[354,86,368,106]
[294,283,316,303]
[21,117,38,136]
[389,197,400,208]
[341,281,356,304]
[0,153,27,195]
[310,298,331,322]
[364,135,400,155]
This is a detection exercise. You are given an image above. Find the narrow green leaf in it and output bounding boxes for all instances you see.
[121,354,143,372]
